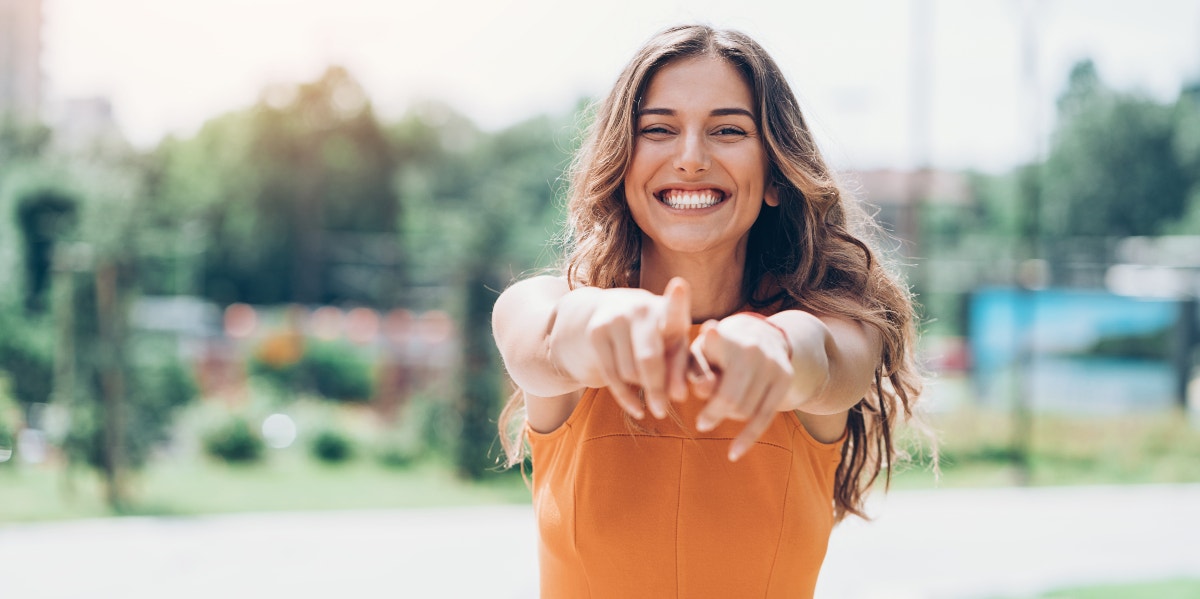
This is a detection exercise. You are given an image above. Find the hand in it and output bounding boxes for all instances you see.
[689,313,810,461]
[550,277,692,420]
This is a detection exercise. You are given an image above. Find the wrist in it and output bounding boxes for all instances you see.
[740,312,792,360]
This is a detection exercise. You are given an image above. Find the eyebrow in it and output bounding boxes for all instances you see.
[637,107,756,119]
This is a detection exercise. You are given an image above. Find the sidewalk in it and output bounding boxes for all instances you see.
[1,484,1197,598]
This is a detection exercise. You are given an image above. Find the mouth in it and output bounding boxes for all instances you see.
[655,188,727,210]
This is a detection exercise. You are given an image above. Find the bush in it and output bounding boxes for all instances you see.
[310,428,354,464]
[300,342,373,402]
[0,418,13,467]
[61,339,199,471]
[248,339,374,402]
[202,416,265,464]
[376,434,422,469]
[0,313,54,409]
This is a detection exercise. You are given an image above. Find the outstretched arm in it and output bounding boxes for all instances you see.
[492,275,693,423]
[690,310,882,460]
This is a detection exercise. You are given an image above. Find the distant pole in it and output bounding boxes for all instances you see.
[52,245,79,498]
[95,260,127,510]
[1011,0,1045,486]
[907,0,933,295]
[1174,297,1197,409]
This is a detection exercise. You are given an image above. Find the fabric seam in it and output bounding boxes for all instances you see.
[763,427,797,598]
[674,438,684,599]
[581,433,792,454]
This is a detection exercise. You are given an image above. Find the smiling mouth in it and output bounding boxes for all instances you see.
[656,189,726,210]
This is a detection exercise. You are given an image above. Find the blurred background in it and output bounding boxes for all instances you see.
[1,0,1199,597]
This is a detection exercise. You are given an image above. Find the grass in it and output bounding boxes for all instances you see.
[0,451,531,524]
[992,578,1200,598]
[884,407,1200,489]
[2,403,1198,524]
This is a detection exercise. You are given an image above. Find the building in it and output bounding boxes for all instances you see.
[0,0,42,122]
[847,168,973,249]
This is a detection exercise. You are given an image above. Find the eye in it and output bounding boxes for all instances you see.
[713,126,748,137]
[639,125,674,139]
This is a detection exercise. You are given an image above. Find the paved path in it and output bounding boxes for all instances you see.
[1,485,1197,598]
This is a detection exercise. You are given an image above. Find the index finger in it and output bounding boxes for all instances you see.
[728,378,789,461]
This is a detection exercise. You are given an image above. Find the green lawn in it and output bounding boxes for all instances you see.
[993,578,1200,599]
[2,406,1198,524]
[0,452,531,523]
[887,407,1200,489]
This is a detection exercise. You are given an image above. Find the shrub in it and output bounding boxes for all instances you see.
[0,313,54,409]
[376,434,422,469]
[310,428,354,464]
[0,418,13,467]
[248,339,374,403]
[300,342,373,402]
[202,416,265,464]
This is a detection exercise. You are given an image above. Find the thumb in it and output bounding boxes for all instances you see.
[687,320,720,399]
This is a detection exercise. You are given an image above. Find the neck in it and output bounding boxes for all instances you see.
[638,244,746,322]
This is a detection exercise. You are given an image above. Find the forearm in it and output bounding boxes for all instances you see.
[768,310,881,415]
[493,278,636,397]
[492,276,586,397]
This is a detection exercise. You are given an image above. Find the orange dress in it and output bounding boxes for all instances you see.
[527,349,846,598]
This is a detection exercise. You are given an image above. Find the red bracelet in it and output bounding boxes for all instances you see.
[740,312,793,359]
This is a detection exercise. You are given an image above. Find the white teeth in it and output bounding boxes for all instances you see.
[661,190,722,209]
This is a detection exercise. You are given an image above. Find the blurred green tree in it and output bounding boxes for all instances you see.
[153,66,401,306]
[1041,60,1196,239]
[391,103,578,478]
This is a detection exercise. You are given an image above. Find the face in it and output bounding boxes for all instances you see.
[624,55,777,262]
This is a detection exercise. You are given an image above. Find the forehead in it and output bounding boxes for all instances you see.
[640,55,755,114]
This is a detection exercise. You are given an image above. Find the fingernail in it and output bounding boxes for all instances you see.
[728,447,743,462]
[696,417,713,432]
[651,404,666,419]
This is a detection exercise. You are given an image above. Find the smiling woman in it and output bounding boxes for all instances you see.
[491,24,923,598]
[625,56,777,262]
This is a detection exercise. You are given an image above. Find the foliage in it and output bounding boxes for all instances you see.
[390,102,580,478]
[373,393,454,468]
[152,67,401,306]
[300,342,374,402]
[202,416,265,464]
[0,311,54,409]
[0,390,16,467]
[15,189,78,312]
[310,428,355,463]
[1041,60,1198,240]
[1074,328,1171,361]
[249,339,374,402]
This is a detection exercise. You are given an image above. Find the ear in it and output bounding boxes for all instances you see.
[764,182,780,207]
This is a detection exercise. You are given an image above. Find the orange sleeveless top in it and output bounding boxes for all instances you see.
[527,352,846,598]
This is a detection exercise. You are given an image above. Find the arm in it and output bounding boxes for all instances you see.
[492,275,693,422]
[769,310,882,415]
[491,275,583,399]
[691,309,882,459]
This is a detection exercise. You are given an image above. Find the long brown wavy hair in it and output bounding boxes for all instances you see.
[498,24,924,522]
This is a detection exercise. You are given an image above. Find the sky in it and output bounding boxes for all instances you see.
[40,0,1200,172]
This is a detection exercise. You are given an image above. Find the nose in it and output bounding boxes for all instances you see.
[673,131,709,174]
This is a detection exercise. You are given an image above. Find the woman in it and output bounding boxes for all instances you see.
[492,24,922,598]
